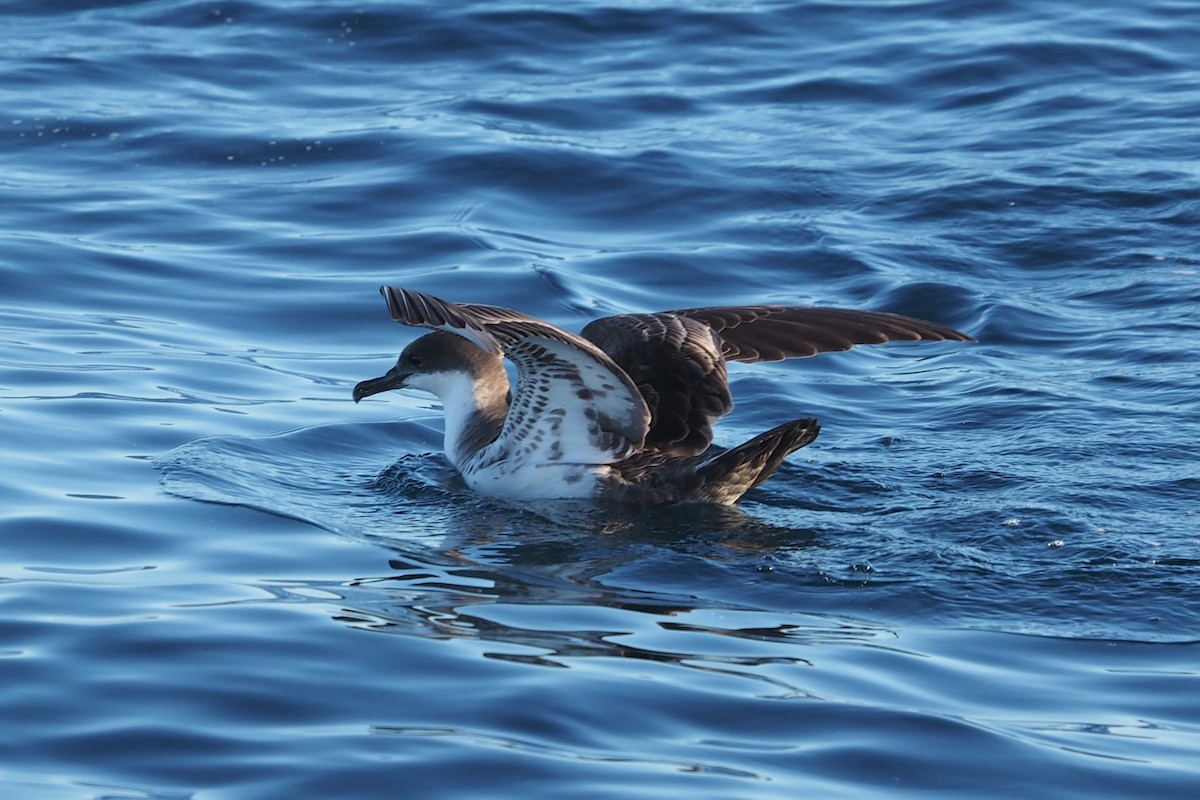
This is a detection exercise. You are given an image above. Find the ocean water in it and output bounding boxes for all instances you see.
[2,0,1198,797]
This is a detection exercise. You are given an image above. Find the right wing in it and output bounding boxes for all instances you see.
[584,305,973,455]
[670,305,974,362]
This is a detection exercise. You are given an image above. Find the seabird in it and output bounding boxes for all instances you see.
[353,287,973,504]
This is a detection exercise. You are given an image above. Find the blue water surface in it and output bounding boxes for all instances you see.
[2,1,1199,797]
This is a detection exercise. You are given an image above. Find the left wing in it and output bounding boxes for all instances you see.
[380,287,650,464]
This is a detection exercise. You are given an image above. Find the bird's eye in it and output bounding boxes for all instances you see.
[406,354,423,367]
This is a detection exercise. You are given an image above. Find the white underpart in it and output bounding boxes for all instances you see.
[405,366,611,500]
[411,334,656,499]
[403,370,490,468]
[463,461,609,500]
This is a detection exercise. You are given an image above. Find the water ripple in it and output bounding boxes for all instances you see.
[5,0,1200,797]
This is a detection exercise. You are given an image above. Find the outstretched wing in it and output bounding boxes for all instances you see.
[381,287,650,464]
[584,305,973,455]
[670,305,975,362]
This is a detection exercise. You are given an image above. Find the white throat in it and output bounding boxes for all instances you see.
[407,370,505,468]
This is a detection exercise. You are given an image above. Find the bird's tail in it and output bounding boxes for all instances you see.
[691,418,820,504]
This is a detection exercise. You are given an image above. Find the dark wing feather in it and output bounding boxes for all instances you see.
[582,313,732,456]
[670,306,974,363]
[381,285,548,355]
[584,305,973,456]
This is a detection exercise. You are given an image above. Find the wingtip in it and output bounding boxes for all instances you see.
[941,329,976,345]
[380,285,404,322]
[373,286,505,356]
[931,319,976,344]
[379,285,432,326]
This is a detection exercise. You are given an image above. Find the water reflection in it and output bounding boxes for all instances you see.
[155,422,1200,783]
[157,423,849,682]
